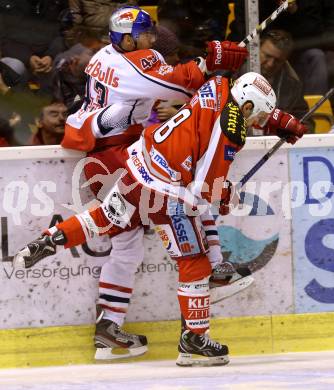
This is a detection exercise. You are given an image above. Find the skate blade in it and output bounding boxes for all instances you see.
[210,275,255,304]
[176,353,229,367]
[95,345,148,360]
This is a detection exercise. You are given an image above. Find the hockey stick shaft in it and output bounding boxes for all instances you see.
[238,87,334,188]
[220,1,289,77]
[238,1,289,48]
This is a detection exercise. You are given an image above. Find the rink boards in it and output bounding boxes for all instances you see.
[1,312,334,367]
[1,136,334,367]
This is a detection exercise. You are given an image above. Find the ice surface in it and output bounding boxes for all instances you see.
[0,351,334,390]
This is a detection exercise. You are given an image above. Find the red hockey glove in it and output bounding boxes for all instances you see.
[265,108,308,144]
[206,41,249,72]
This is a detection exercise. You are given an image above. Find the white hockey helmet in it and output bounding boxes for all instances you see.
[231,72,276,119]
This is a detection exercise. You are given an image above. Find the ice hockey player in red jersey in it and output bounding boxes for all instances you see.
[59,6,251,361]
[14,71,307,366]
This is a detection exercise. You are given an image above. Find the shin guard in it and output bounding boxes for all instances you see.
[178,277,210,334]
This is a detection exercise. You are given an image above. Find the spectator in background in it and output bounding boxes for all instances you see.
[250,30,314,135]
[0,57,27,92]
[69,0,138,44]
[158,0,230,59]
[0,0,69,70]
[229,0,334,96]
[52,44,94,108]
[229,0,298,43]
[276,0,333,96]
[0,115,19,147]
[0,57,28,146]
[0,55,51,145]
[29,101,68,145]
[0,0,70,96]
[260,30,313,128]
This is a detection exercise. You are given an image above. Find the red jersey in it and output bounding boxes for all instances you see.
[127,76,247,204]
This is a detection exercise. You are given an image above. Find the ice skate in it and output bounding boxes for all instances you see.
[94,306,148,360]
[209,261,254,303]
[176,329,229,367]
[12,234,58,269]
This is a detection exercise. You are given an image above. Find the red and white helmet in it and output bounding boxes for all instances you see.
[231,72,276,119]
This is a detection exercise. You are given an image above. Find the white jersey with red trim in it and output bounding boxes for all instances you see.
[127,76,247,204]
[62,44,205,151]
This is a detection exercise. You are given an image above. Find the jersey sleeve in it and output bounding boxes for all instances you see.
[124,49,205,100]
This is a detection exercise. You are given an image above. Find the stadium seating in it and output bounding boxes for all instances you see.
[304,95,334,133]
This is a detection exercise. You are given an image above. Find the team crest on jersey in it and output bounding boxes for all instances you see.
[157,64,173,75]
[198,81,216,110]
[102,189,136,228]
[108,192,126,217]
[220,97,247,147]
[181,155,192,171]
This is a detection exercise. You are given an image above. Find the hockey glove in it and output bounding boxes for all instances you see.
[206,41,249,73]
[265,108,308,144]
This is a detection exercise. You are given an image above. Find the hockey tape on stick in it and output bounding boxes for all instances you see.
[238,87,334,189]
[238,0,289,48]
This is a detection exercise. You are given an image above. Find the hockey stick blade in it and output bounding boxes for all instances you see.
[238,87,334,189]
[210,275,255,304]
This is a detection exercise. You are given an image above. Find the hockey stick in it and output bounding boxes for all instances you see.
[218,1,289,77]
[238,87,334,189]
[212,89,334,304]
[237,0,289,48]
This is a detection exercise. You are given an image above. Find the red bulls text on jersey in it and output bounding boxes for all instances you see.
[62,44,205,151]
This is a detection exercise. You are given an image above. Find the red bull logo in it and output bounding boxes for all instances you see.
[119,11,135,21]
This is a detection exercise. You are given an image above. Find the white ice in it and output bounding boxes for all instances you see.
[1,351,334,390]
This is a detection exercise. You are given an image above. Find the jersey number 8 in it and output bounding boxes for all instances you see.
[153,108,191,144]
